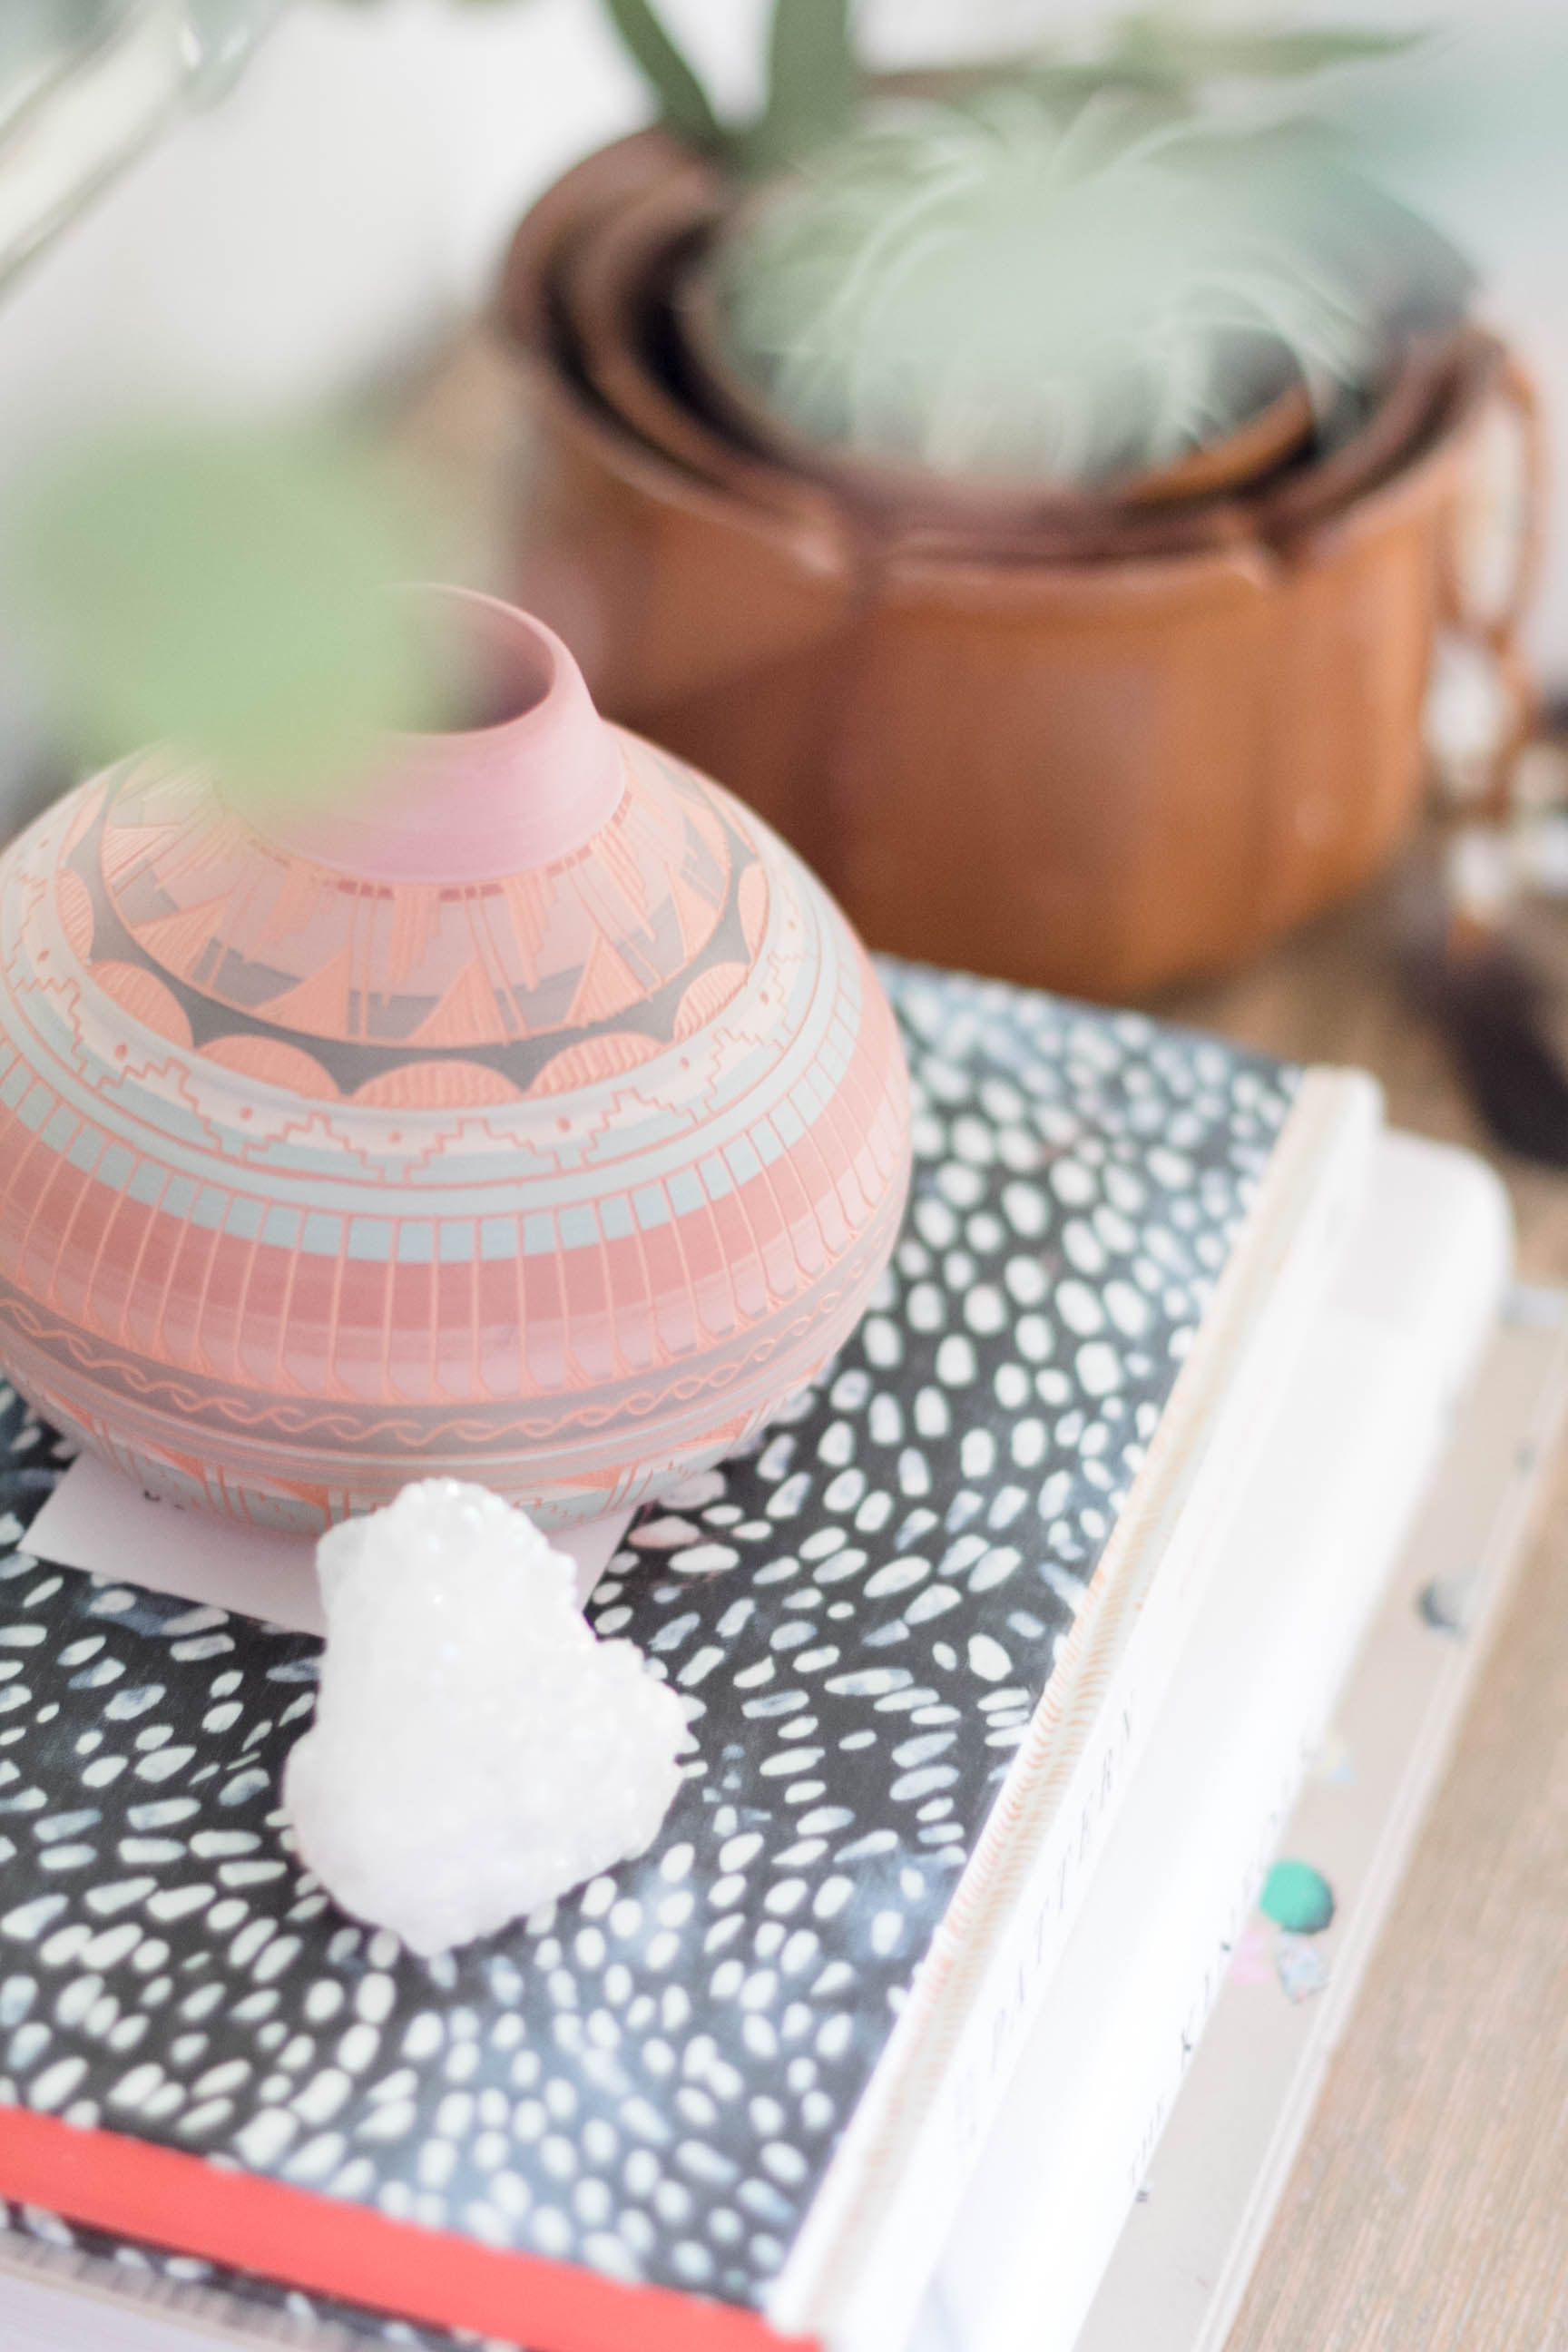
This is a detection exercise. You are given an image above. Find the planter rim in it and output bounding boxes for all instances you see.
[878,331,1508,606]
[513,334,855,572]
[672,231,1318,524]
[498,123,709,362]
[510,294,1500,606]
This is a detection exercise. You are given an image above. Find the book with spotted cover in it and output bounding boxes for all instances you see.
[0,965,1377,2352]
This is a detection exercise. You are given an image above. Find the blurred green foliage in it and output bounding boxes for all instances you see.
[600,0,722,153]
[12,428,456,803]
[742,0,858,175]
[710,91,1472,485]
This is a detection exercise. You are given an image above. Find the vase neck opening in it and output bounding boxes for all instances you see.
[230,591,625,887]
[424,590,554,735]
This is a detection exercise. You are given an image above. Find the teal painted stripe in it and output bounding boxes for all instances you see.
[127,1162,165,1209]
[632,1184,670,1232]
[191,1185,230,1232]
[599,1194,634,1241]
[18,1082,53,1133]
[224,1197,267,1244]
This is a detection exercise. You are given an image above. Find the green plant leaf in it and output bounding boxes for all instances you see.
[744,0,859,174]
[598,0,723,152]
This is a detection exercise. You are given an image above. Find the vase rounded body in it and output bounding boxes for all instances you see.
[0,597,910,1529]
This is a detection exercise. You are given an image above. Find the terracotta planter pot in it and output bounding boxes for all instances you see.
[498,134,1528,999]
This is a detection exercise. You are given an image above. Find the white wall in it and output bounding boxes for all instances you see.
[0,0,629,439]
[0,0,1563,677]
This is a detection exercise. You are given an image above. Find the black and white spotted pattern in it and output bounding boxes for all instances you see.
[0,965,1297,2337]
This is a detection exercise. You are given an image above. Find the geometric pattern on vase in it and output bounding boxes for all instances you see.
[0,596,910,1530]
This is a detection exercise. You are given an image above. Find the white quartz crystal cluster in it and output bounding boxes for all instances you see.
[284,1480,687,1956]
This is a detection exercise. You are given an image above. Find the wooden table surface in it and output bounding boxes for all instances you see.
[1169,896,1568,2352]
[407,330,1568,2352]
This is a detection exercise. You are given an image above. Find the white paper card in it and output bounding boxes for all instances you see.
[24,1454,633,1632]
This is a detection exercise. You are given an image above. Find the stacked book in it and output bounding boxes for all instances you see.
[0,960,1557,2352]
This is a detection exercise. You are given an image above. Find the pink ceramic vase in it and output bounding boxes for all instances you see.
[0,591,910,1529]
